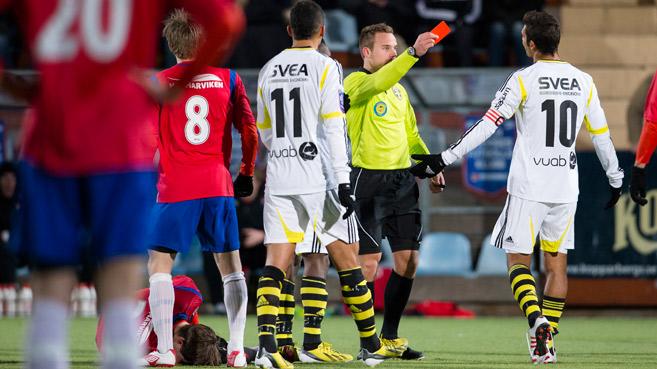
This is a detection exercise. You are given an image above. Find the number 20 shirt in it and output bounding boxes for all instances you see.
[155,64,257,203]
[442,60,623,204]
[0,0,237,175]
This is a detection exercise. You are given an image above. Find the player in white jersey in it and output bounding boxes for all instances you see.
[411,11,624,365]
[253,2,392,368]
[272,40,353,365]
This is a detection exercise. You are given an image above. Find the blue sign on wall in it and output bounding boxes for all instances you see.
[461,115,516,199]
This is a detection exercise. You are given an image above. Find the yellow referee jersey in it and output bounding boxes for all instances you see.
[344,50,429,170]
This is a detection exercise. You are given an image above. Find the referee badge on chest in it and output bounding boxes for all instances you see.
[374,101,388,117]
[392,87,403,101]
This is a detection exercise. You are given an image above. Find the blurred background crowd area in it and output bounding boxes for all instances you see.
[1,0,554,69]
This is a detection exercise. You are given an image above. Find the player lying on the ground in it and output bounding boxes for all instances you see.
[96,275,257,366]
[411,10,624,365]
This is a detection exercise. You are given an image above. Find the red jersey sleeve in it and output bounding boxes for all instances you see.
[636,119,657,166]
[644,72,657,123]
[231,72,258,176]
[636,72,657,165]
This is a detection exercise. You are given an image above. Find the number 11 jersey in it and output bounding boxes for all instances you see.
[257,47,349,196]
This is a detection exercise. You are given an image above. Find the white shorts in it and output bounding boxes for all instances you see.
[491,195,577,254]
[264,189,359,247]
[295,224,328,254]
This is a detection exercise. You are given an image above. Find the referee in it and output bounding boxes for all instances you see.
[344,23,444,360]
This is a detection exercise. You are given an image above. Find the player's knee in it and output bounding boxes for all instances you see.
[543,252,567,276]
[303,254,329,278]
[147,248,176,274]
[392,250,419,278]
[393,260,418,278]
[544,263,567,278]
[359,254,381,280]
[362,254,381,269]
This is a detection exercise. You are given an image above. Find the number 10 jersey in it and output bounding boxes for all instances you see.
[443,60,623,203]
[257,47,350,196]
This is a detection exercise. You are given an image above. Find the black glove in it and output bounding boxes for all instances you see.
[630,166,647,206]
[338,183,355,219]
[343,93,351,113]
[409,154,446,179]
[605,185,622,209]
[233,174,253,197]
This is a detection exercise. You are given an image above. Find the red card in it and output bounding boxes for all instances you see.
[431,21,451,44]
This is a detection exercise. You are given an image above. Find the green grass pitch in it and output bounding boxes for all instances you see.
[1,316,656,368]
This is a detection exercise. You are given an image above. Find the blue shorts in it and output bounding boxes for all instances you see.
[149,197,240,254]
[17,161,156,268]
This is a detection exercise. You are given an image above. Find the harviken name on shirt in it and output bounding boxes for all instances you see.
[185,81,223,89]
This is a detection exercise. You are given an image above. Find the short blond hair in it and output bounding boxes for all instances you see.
[358,23,394,49]
[162,9,203,60]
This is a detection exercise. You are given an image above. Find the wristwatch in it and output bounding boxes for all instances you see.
[407,46,418,58]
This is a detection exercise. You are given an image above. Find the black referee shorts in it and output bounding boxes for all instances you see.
[351,167,422,255]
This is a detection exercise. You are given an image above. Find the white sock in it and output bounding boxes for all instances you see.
[4,286,16,317]
[148,273,174,354]
[26,299,69,369]
[101,299,139,369]
[223,271,247,353]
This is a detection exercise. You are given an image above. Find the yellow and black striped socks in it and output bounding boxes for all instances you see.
[542,295,565,333]
[301,276,328,351]
[509,264,541,327]
[276,278,295,347]
[338,267,379,352]
[257,266,285,353]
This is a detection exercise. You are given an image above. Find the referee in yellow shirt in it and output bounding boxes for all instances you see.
[344,23,444,360]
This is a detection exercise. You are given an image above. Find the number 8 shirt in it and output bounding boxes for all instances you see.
[155,64,257,203]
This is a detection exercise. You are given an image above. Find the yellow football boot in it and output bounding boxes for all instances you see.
[298,342,353,363]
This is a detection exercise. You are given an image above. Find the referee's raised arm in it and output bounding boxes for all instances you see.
[345,29,438,106]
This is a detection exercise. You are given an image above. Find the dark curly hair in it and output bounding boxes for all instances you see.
[522,10,560,55]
